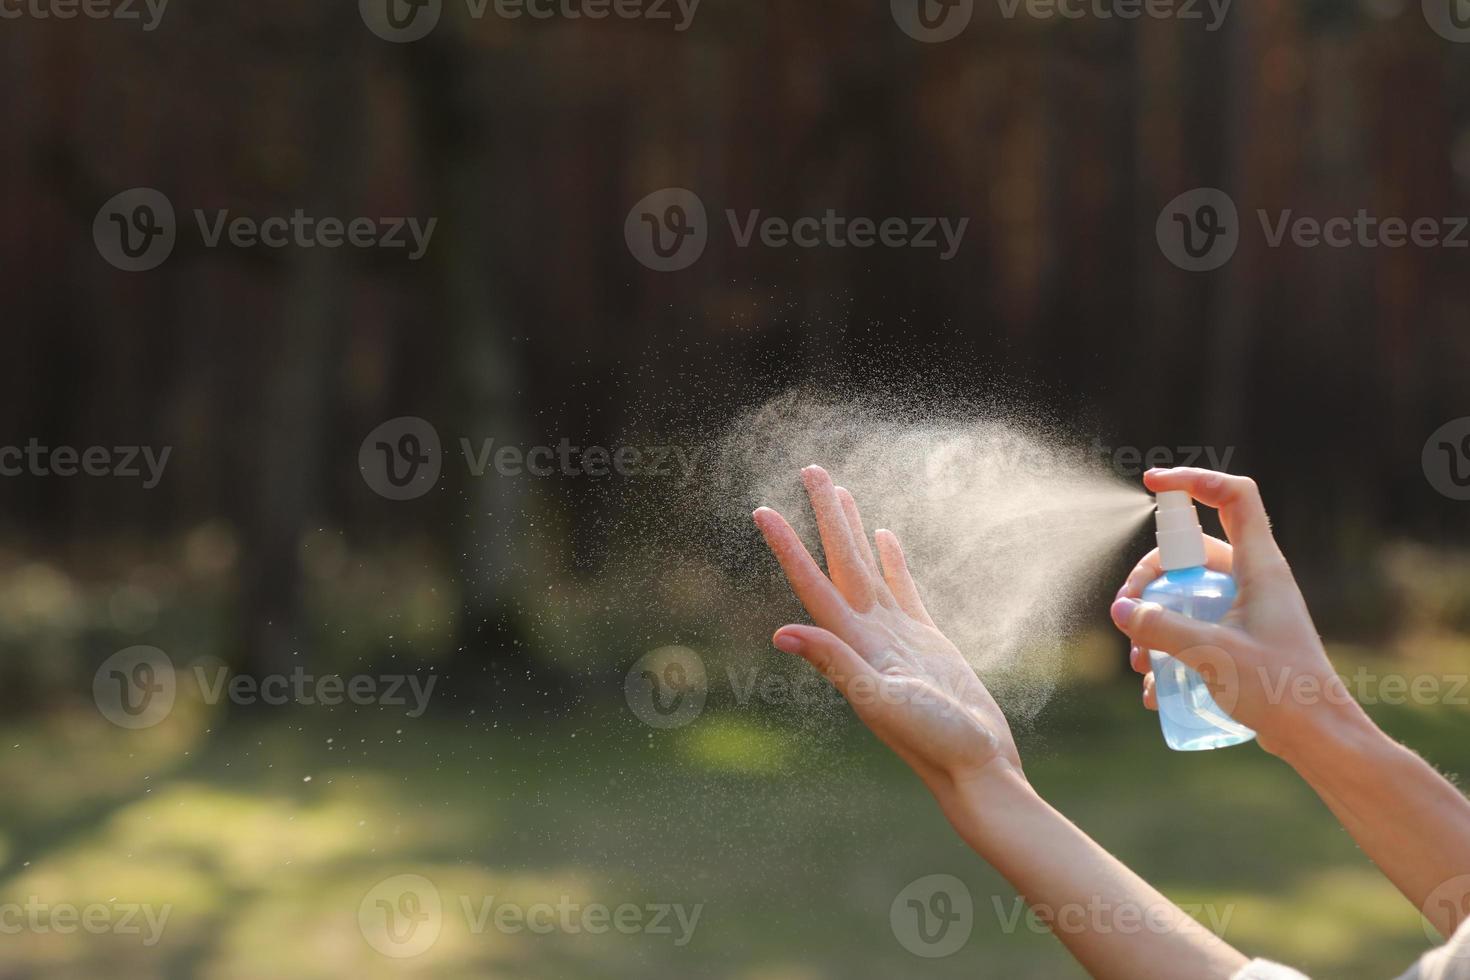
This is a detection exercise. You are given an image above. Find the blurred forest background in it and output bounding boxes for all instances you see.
[2,0,1470,977]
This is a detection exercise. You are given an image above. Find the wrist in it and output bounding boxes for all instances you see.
[1264,694,1382,770]
[927,756,1043,846]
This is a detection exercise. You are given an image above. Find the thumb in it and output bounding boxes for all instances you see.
[1111,597,1247,717]
[1110,597,1235,669]
[773,625,881,704]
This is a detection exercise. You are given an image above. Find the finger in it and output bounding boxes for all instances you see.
[1110,596,1236,672]
[754,507,850,626]
[1117,537,1233,599]
[874,529,937,626]
[1142,672,1158,711]
[835,486,882,579]
[1129,645,1146,675]
[773,624,885,717]
[1142,469,1287,580]
[803,466,877,609]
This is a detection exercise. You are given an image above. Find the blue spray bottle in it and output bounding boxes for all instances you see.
[1144,491,1255,751]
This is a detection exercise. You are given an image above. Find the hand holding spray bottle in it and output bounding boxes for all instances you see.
[1143,491,1255,751]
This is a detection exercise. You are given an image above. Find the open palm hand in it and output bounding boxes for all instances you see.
[754,465,1023,790]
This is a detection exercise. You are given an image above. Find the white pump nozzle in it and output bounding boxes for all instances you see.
[1155,491,1207,571]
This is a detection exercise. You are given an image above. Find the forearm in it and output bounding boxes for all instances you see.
[931,762,1248,980]
[1275,701,1470,936]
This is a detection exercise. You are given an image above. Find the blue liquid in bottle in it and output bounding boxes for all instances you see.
[1144,491,1255,751]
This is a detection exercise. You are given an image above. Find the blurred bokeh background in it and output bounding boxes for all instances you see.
[4,0,1470,976]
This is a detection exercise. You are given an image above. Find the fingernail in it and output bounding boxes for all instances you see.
[773,633,803,655]
[1110,597,1140,626]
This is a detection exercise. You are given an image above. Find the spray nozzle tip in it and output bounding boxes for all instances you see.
[1155,490,1194,512]
[1154,490,1206,570]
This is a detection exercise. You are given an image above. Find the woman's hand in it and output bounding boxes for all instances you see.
[753,465,1022,793]
[754,465,1260,979]
[757,469,1253,978]
[1111,467,1358,758]
[1114,469,1470,939]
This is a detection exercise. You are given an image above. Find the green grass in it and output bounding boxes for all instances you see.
[0,669,1465,979]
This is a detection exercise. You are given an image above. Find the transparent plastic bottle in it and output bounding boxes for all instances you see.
[1144,492,1255,751]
